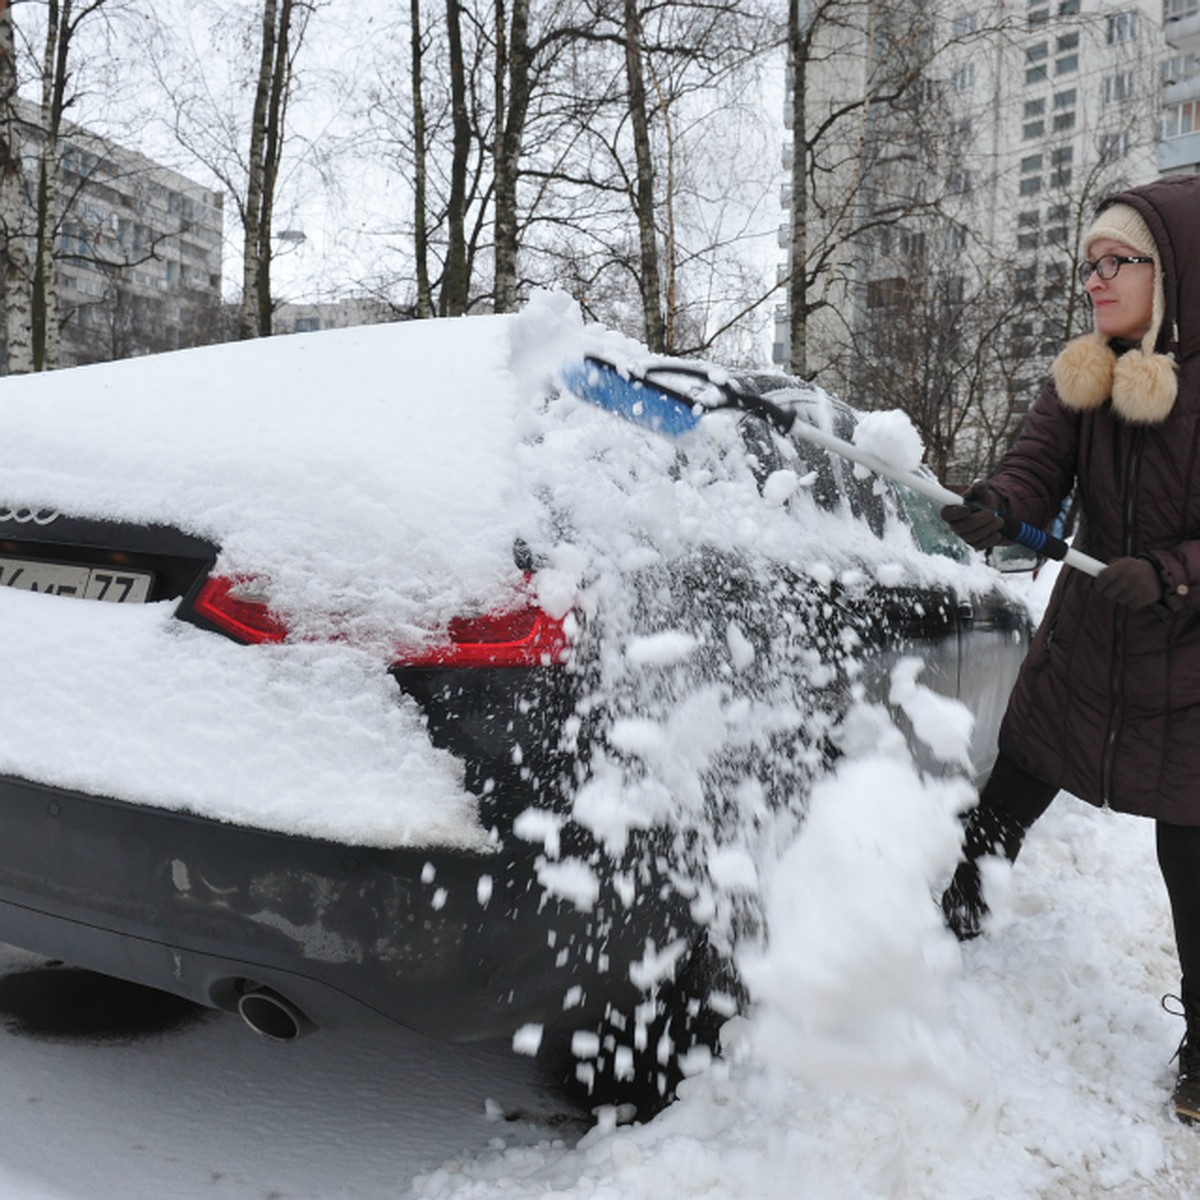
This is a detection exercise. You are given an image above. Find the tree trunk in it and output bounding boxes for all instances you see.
[622,0,664,352]
[441,0,469,316]
[411,0,433,318]
[648,62,677,351]
[787,0,807,379]
[0,0,32,374]
[492,0,529,313]
[241,0,296,339]
[31,0,72,370]
[241,0,276,338]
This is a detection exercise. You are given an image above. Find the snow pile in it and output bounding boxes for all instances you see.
[852,408,926,474]
[737,680,976,1096]
[409,725,1192,1200]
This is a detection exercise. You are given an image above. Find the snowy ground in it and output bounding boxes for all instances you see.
[1,789,1198,1199]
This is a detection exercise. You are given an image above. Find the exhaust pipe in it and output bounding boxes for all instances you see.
[236,985,316,1043]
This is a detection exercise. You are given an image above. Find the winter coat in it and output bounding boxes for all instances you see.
[990,174,1200,824]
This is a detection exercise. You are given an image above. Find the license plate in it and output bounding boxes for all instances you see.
[0,557,153,603]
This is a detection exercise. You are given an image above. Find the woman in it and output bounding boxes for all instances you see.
[939,174,1200,1124]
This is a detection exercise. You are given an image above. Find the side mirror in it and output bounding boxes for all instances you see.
[989,543,1040,573]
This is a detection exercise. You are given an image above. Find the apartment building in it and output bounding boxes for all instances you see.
[1162,0,1200,171]
[773,0,1186,478]
[2,102,224,372]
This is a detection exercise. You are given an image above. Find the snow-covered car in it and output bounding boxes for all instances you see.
[0,295,1030,1109]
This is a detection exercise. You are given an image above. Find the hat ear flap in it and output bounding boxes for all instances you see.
[1111,352,1178,424]
[1052,333,1116,411]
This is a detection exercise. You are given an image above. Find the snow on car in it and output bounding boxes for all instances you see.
[0,291,1031,1112]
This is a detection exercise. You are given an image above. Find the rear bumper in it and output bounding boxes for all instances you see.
[0,773,645,1041]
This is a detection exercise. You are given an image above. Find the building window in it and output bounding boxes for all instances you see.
[1058,0,1080,11]
[948,169,973,195]
[1107,10,1138,44]
[953,62,976,91]
[1100,130,1132,160]
[1163,99,1200,139]
[867,277,907,309]
[1053,111,1076,132]
[1027,65,1049,84]
[1056,32,1079,52]
[1104,71,1134,103]
[1055,53,1078,75]
[1050,145,1073,188]
[1029,5,1050,26]
[1054,88,1076,110]
[1026,41,1048,62]
[1020,175,1042,195]
[953,10,979,34]
[1018,230,1040,250]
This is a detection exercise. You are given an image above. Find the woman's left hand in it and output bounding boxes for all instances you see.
[1094,557,1163,608]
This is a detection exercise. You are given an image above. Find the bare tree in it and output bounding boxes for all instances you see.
[0,0,33,373]
[441,0,471,316]
[141,1,325,339]
[410,0,435,317]
[620,0,664,349]
[491,0,530,312]
[1,0,118,371]
[241,0,312,338]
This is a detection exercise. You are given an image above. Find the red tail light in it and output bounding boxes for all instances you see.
[391,601,571,668]
[191,574,571,667]
[191,577,289,644]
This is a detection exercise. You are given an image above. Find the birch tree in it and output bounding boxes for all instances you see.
[0,0,32,373]
[241,0,310,338]
[2,0,119,371]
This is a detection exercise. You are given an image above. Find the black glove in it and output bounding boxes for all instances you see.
[1093,557,1163,609]
[940,481,1006,551]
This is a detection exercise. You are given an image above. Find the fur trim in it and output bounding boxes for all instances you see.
[1111,351,1178,424]
[1052,334,1116,411]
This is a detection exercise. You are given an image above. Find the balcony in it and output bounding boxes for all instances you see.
[1163,71,1200,104]
[1165,12,1200,51]
[1159,128,1200,172]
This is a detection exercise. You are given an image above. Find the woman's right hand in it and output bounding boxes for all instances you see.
[940,481,1007,550]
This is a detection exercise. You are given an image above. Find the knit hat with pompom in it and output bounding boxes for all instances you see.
[1051,202,1177,424]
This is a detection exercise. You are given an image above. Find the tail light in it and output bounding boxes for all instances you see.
[190,576,289,644]
[190,574,571,667]
[391,602,571,669]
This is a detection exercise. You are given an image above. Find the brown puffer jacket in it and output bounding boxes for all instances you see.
[991,174,1200,823]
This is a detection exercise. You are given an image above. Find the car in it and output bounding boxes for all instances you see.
[0,295,1031,1111]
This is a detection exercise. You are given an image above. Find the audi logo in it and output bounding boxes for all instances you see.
[0,507,60,525]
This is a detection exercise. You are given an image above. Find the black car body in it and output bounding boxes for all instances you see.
[0,308,1030,1102]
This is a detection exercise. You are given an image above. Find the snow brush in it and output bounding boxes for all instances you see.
[562,356,1106,579]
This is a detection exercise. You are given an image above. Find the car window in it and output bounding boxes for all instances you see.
[898,481,971,562]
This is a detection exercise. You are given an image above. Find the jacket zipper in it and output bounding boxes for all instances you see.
[1100,428,1144,808]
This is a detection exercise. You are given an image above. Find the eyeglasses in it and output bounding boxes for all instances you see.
[1077,254,1154,286]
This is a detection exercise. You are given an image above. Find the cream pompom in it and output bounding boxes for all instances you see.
[1111,351,1178,424]
[1052,334,1116,411]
